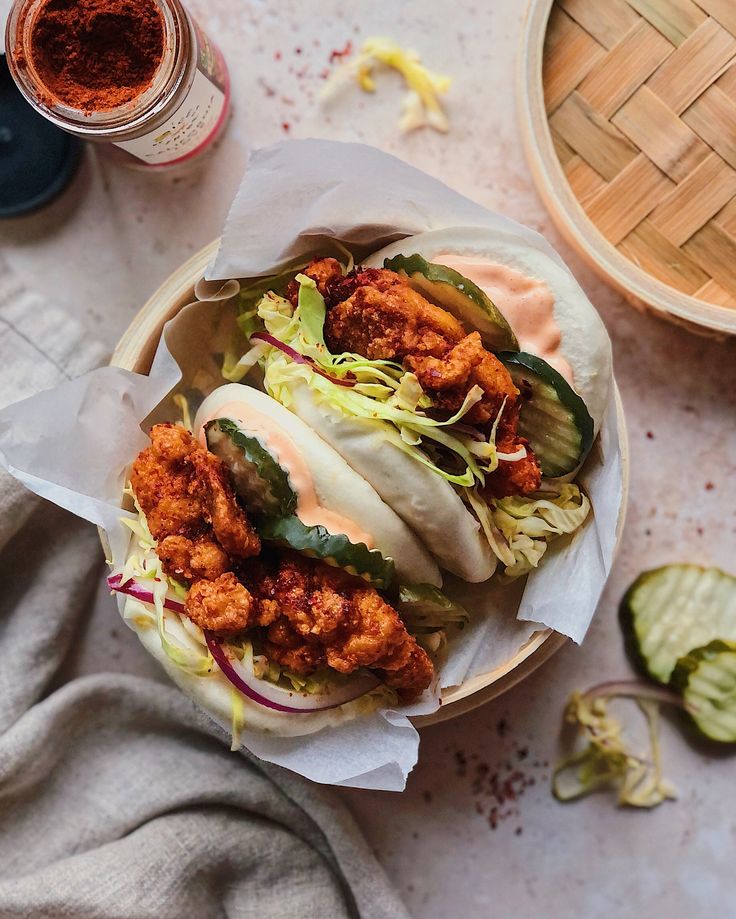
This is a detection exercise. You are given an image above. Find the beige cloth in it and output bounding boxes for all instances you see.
[0,255,408,919]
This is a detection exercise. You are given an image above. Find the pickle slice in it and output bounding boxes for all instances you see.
[257,515,396,590]
[384,253,518,352]
[671,640,736,743]
[500,351,594,477]
[621,565,736,685]
[205,418,297,518]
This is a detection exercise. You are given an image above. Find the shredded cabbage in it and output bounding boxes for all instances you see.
[172,393,193,433]
[398,583,469,632]
[398,583,468,654]
[230,688,245,751]
[323,36,451,133]
[119,488,213,675]
[488,483,591,580]
[553,685,678,808]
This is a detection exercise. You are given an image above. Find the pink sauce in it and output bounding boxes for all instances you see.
[435,254,574,384]
[199,402,375,548]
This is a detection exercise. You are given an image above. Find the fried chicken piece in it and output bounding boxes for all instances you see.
[325,272,466,361]
[386,646,435,702]
[293,260,542,497]
[189,450,260,558]
[157,535,230,582]
[286,257,344,305]
[323,588,408,672]
[484,431,542,499]
[381,644,435,701]
[131,427,206,541]
[265,619,326,674]
[131,423,260,583]
[185,572,254,633]
[241,552,434,700]
[406,331,519,427]
[253,553,351,640]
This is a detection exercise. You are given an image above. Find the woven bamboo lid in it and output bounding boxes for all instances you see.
[519,0,736,335]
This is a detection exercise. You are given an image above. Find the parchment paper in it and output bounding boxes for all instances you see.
[0,140,623,790]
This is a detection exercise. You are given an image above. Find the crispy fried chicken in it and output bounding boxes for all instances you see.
[130,424,433,701]
[132,423,261,567]
[186,573,255,632]
[291,258,541,497]
[251,552,433,700]
[251,551,433,702]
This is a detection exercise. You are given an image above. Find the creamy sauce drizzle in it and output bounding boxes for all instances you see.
[435,253,574,383]
[199,401,375,548]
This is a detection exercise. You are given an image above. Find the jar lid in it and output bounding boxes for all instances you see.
[0,54,82,218]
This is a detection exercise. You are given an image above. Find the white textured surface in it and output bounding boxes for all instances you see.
[4,1,736,917]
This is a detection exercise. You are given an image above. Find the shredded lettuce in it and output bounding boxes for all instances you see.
[553,685,679,808]
[223,264,309,382]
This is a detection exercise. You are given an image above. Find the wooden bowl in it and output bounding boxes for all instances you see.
[519,0,736,336]
[111,240,629,727]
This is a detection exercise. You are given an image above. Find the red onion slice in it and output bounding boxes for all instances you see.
[108,573,185,614]
[205,632,380,713]
[250,332,356,388]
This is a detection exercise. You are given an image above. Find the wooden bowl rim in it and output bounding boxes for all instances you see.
[109,238,629,726]
[518,0,736,337]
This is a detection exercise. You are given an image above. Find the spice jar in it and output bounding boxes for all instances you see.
[5,0,231,169]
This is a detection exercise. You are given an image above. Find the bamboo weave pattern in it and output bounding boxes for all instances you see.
[544,0,736,309]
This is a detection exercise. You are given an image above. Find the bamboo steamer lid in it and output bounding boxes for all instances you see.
[109,240,629,726]
[519,0,736,336]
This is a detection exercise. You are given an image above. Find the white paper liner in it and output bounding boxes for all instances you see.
[0,140,623,790]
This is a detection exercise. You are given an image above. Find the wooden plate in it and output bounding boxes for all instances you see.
[519,0,736,336]
[111,240,629,727]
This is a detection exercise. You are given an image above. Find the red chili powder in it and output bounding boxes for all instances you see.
[25,0,165,112]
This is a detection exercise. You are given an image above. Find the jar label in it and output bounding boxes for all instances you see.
[114,67,228,166]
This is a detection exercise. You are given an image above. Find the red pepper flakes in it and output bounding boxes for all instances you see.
[435,722,545,833]
[329,40,353,64]
[281,121,290,133]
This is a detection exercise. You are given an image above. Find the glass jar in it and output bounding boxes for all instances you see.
[5,0,231,170]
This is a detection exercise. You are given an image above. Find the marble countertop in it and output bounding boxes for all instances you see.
[3,1,736,916]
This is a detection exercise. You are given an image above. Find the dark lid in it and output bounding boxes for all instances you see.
[0,54,82,218]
